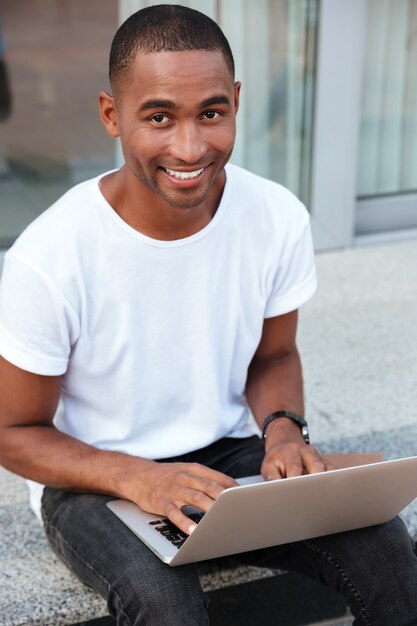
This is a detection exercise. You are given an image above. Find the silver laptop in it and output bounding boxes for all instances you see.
[107,455,417,566]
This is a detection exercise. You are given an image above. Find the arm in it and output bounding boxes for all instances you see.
[246,310,329,479]
[0,357,236,534]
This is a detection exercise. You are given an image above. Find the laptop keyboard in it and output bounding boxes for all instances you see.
[148,512,205,549]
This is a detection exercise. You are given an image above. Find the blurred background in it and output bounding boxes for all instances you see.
[0,0,416,250]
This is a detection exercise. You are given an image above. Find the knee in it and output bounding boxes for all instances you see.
[352,517,414,564]
[108,563,209,626]
[305,518,417,624]
[313,516,416,583]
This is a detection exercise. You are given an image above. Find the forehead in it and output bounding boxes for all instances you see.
[121,50,234,103]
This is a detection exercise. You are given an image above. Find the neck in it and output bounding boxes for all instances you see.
[99,166,225,240]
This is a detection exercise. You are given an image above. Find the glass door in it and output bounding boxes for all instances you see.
[355,0,417,236]
[220,0,319,208]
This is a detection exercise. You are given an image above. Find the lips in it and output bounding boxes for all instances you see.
[161,166,205,180]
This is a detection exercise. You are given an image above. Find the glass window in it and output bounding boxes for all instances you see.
[357,0,417,197]
[0,0,117,246]
[220,0,319,206]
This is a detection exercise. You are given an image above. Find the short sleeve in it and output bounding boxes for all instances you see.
[0,253,79,375]
[264,214,317,318]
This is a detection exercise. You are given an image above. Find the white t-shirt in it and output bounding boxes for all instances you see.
[0,163,317,519]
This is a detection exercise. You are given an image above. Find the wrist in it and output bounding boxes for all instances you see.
[108,453,157,501]
[262,417,302,445]
[261,410,309,445]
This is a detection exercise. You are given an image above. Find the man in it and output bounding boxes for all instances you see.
[0,5,416,625]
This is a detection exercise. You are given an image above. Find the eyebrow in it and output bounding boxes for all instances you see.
[138,94,231,113]
[139,99,177,112]
[200,95,231,108]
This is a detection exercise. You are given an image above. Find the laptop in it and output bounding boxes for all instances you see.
[107,454,417,566]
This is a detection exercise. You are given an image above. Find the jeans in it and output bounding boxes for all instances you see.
[41,436,417,626]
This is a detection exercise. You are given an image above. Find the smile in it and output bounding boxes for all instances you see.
[162,167,205,180]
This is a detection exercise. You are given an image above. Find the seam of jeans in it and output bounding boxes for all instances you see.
[303,538,373,626]
[42,513,133,626]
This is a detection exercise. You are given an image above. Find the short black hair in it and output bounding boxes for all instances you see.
[109,4,235,91]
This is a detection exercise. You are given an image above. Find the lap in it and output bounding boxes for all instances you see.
[159,435,265,477]
[41,438,417,625]
[40,437,265,598]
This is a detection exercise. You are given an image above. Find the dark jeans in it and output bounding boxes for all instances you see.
[41,436,417,626]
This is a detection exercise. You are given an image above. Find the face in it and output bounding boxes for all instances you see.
[100,50,240,211]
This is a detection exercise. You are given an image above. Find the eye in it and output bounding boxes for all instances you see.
[202,110,221,120]
[150,114,170,124]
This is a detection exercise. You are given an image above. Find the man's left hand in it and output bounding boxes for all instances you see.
[261,417,333,480]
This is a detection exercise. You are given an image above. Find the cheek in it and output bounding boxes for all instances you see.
[132,130,168,159]
[120,131,154,164]
[213,122,236,148]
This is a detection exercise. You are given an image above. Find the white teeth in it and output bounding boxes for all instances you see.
[164,167,204,180]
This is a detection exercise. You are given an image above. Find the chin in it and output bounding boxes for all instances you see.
[160,190,210,210]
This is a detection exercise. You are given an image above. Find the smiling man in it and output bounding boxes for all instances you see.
[0,5,417,626]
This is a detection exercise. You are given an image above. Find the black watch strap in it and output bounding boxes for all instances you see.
[261,410,310,444]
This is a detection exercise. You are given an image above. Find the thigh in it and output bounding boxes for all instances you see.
[41,488,209,626]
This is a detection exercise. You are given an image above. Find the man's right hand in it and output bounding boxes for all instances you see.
[126,461,238,535]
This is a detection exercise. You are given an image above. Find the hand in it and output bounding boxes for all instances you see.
[129,461,238,535]
[261,418,334,480]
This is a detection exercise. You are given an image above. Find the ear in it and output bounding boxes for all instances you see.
[98,91,119,138]
[234,81,241,114]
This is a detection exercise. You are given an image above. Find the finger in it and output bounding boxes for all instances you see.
[181,487,218,513]
[284,457,305,478]
[188,463,239,489]
[182,471,238,503]
[301,446,327,475]
[196,478,233,501]
[261,456,284,481]
[165,503,199,535]
[265,444,305,478]
[154,464,237,505]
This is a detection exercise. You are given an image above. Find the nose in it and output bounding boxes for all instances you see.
[168,121,206,164]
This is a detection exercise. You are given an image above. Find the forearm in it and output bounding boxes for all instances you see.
[246,348,327,477]
[245,348,307,450]
[0,424,155,502]
[0,359,237,535]
[246,349,304,426]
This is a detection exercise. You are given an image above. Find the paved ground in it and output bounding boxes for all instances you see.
[300,238,417,447]
[300,238,417,540]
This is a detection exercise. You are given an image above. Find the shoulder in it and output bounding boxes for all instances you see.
[4,173,111,302]
[8,173,106,267]
[225,163,310,235]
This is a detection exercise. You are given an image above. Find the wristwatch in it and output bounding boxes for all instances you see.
[261,410,310,444]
